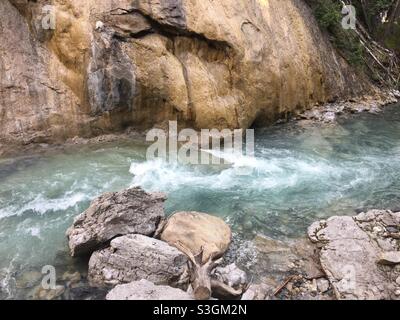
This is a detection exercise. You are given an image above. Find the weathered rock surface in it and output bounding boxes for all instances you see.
[106,279,193,300]
[296,92,399,123]
[212,263,248,290]
[316,278,330,293]
[241,284,272,300]
[161,211,232,262]
[88,234,189,287]
[1,0,382,147]
[378,251,400,266]
[66,187,166,256]
[249,234,324,282]
[308,210,400,300]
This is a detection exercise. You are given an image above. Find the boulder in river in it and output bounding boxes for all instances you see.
[66,187,166,256]
[88,234,189,287]
[161,211,232,263]
[106,279,193,300]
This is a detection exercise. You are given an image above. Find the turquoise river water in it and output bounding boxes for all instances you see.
[0,104,400,299]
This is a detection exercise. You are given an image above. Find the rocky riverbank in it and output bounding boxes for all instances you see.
[1,91,399,160]
[293,89,400,124]
[62,187,400,300]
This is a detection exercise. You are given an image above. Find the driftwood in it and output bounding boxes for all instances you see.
[153,217,167,239]
[211,280,243,299]
[174,241,242,300]
[339,0,400,88]
[273,276,295,297]
[174,241,217,299]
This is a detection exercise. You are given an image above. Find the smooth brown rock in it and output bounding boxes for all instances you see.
[161,211,232,262]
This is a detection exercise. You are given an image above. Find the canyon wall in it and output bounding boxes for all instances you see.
[0,0,375,145]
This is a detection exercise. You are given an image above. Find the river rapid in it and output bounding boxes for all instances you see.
[1,104,400,299]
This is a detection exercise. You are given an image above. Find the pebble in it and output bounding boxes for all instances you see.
[396,276,400,286]
[373,226,383,234]
[378,251,400,265]
[243,220,253,231]
[61,271,81,284]
[317,278,330,293]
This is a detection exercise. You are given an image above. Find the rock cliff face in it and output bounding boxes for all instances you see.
[0,0,375,145]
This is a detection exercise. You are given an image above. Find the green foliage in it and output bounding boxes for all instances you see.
[312,0,365,66]
[384,23,400,54]
[369,0,393,15]
[333,28,365,66]
[314,0,342,30]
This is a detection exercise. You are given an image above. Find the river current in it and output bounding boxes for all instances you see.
[1,104,400,299]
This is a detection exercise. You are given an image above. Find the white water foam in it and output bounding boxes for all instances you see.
[129,148,347,193]
[0,192,89,219]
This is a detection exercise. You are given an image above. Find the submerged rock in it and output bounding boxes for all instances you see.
[66,283,109,300]
[61,271,81,285]
[308,210,400,300]
[66,187,166,256]
[161,211,232,262]
[252,235,296,274]
[251,234,324,281]
[106,279,193,300]
[88,234,189,287]
[15,271,42,289]
[34,285,65,300]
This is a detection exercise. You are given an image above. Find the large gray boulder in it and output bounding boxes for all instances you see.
[106,279,193,300]
[308,210,400,300]
[88,234,189,287]
[66,187,166,256]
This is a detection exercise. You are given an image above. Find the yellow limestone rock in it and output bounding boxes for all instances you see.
[161,211,232,262]
[1,0,375,146]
